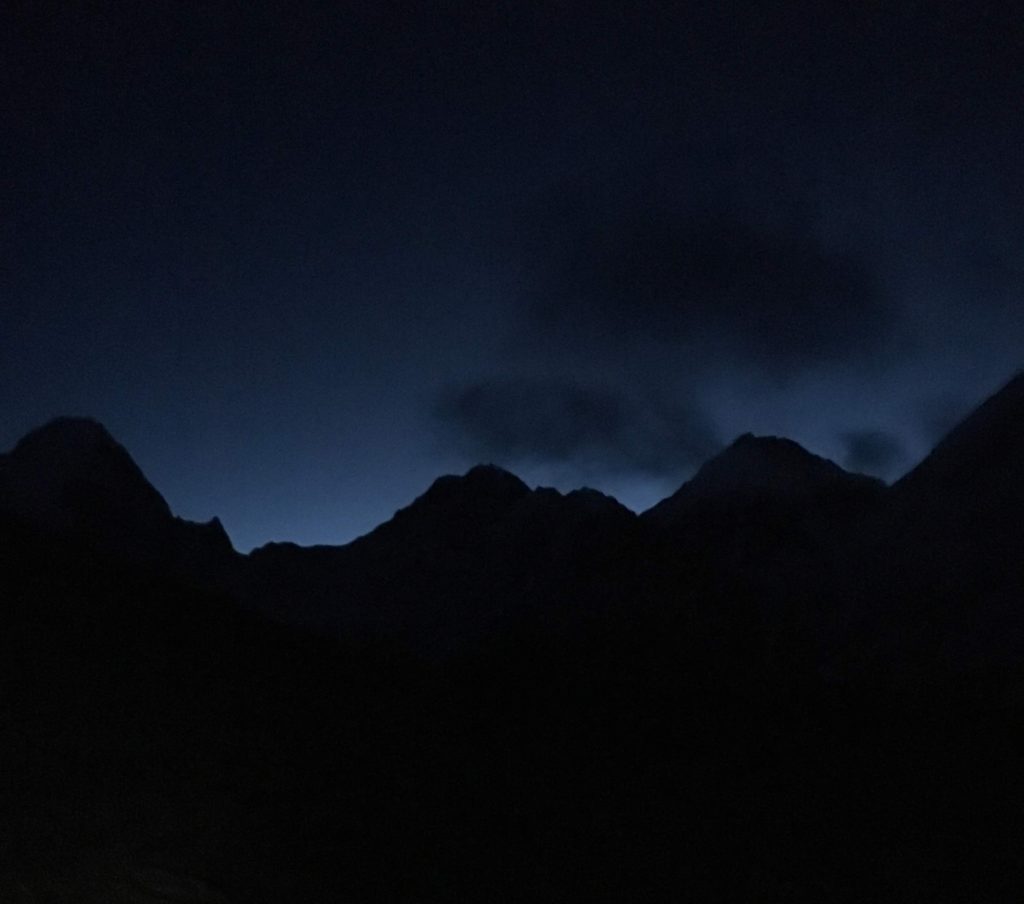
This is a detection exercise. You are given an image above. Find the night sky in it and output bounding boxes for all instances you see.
[4,2,1023,551]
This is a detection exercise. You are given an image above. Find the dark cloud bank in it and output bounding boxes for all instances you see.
[435,377,720,479]
[527,199,894,376]
[435,199,903,487]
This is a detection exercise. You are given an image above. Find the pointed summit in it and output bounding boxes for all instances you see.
[643,433,882,523]
[413,464,531,511]
[0,418,237,579]
[1,417,172,529]
[354,463,532,547]
[12,416,117,457]
[687,434,876,499]
[563,486,634,517]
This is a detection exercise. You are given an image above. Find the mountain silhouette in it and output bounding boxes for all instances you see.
[643,431,884,523]
[0,416,235,578]
[0,417,173,528]
[248,463,637,646]
[3,372,1024,902]
[840,371,1024,681]
[895,369,1024,511]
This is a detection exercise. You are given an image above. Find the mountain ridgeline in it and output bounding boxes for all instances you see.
[2,373,1024,902]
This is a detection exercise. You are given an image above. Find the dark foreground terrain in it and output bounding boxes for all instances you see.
[2,373,1024,902]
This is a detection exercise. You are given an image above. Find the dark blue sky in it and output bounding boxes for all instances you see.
[4,1,1022,550]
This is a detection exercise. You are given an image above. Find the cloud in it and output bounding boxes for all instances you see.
[529,201,891,376]
[434,377,720,477]
[840,429,906,476]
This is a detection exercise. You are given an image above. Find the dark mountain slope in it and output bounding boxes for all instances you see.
[0,417,238,583]
[896,370,1024,499]
[640,433,885,616]
[636,435,887,689]
[6,489,1023,904]
[644,432,884,522]
[4,382,1024,901]
[835,371,1024,687]
[0,500,471,903]
[248,464,639,647]
[0,417,173,528]
[887,370,1024,580]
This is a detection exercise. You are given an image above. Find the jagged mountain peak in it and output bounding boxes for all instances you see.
[644,432,882,522]
[414,466,638,524]
[12,416,140,473]
[1,418,238,572]
[358,464,533,543]
[689,433,862,495]
[2,416,172,524]
[12,416,124,466]
[564,486,635,516]
[418,464,531,507]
